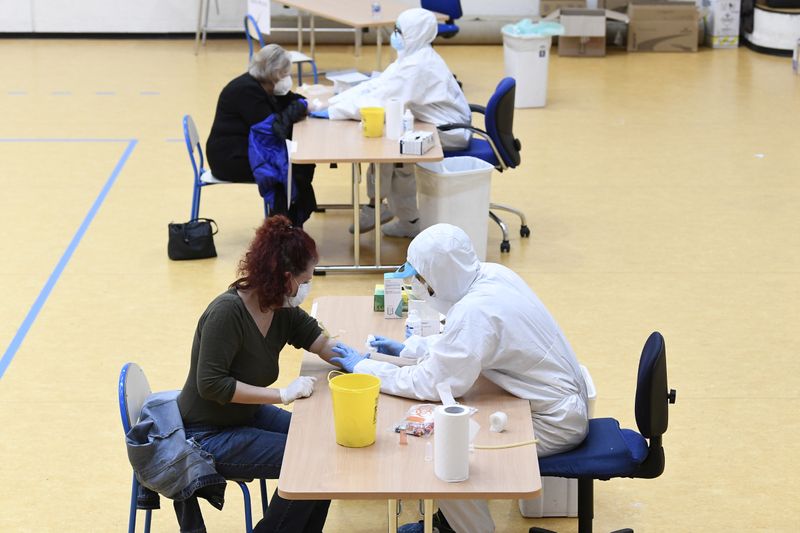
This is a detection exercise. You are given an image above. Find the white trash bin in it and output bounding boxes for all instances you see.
[415,157,495,261]
[502,30,553,108]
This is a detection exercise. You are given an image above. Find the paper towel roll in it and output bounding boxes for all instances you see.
[384,98,404,140]
[434,404,470,482]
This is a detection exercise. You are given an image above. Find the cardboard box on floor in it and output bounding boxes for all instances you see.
[703,0,741,48]
[627,1,699,52]
[545,8,630,56]
[540,0,587,17]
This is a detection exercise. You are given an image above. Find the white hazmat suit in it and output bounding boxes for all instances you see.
[354,224,589,533]
[327,8,471,233]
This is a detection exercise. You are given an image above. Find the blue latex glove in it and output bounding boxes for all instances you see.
[330,342,369,373]
[370,335,404,356]
[309,108,329,119]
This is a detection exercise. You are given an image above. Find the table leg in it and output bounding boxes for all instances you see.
[310,15,316,59]
[202,0,211,46]
[353,163,361,267]
[194,0,205,54]
[387,499,399,532]
[376,26,383,70]
[355,26,362,57]
[423,499,434,533]
[374,163,381,266]
[296,11,303,52]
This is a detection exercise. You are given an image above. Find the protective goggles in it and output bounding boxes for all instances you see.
[391,262,434,297]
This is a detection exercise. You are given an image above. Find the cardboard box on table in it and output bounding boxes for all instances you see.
[627,0,699,52]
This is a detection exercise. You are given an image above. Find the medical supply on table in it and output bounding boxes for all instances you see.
[489,411,508,433]
[425,441,433,461]
[407,297,441,336]
[371,2,381,19]
[385,98,404,140]
[328,371,381,448]
[402,109,414,133]
[434,404,471,482]
[394,403,436,437]
[405,309,422,338]
[365,334,378,355]
[383,271,406,319]
[399,130,434,155]
[326,69,370,94]
[360,107,385,137]
[373,284,410,312]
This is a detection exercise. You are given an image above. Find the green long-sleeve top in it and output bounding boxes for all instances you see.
[178,288,322,426]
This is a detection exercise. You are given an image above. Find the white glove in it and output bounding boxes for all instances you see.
[279,376,317,404]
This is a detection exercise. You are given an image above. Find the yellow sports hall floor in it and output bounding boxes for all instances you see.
[0,37,798,532]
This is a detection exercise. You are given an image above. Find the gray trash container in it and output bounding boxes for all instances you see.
[415,156,495,261]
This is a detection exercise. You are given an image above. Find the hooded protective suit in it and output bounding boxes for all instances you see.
[354,224,589,533]
[328,8,470,150]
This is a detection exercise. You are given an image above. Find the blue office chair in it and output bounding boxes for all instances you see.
[183,114,268,220]
[531,331,677,533]
[118,362,269,533]
[245,14,319,85]
[421,0,463,38]
[438,77,529,253]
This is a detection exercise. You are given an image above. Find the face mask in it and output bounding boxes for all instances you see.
[273,75,293,96]
[390,32,405,52]
[285,279,311,307]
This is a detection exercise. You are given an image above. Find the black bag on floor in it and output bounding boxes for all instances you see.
[167,218,218,260]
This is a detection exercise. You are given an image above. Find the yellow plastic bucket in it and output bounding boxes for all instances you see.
[328,371,381,447]
[359,107,385,138]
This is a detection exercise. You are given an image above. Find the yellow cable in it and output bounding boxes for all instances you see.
[472,439,538,450]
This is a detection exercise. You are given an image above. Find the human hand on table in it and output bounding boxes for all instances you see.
[279,376,317,404]
[330,342,370,373]
[369,335,404,356]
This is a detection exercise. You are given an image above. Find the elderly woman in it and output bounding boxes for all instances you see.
[174,215,358,532]
[206,44,316,226]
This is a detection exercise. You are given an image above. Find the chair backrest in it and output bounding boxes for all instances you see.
[633,331,677,479]
[118,362,152,434]
[421,0,463,21]
[244,14,266,61]
[183,114,204,185]
[485,77,521,169]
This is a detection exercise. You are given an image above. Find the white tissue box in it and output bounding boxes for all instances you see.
[399,131,434,155]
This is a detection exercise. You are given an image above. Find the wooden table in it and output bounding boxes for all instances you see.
[291,118,443,273]
[279,0,444,69]
[278,296,542,532]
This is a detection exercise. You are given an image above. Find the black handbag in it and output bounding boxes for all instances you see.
[167,218,218,260]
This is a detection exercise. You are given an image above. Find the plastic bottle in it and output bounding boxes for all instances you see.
[402,109,414,133]
[405,309,421,338]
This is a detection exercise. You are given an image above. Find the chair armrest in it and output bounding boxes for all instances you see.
[437,123,486,135]
[469,104,486,115]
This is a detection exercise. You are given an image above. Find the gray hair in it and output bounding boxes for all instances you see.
[249,44,291,85]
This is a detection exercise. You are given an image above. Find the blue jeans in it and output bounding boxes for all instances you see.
[175,405,330,533]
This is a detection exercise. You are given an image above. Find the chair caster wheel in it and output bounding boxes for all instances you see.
[520,225,531,238]
[500,241,511,253]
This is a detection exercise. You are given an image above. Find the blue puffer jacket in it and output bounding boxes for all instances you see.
[126,391,227,508]
[248,98,308,216]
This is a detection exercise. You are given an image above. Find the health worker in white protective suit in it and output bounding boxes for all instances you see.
[317,8,470,239]
[330,224,589,533]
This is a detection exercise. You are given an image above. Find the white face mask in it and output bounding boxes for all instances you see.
[410,276,427,300]
[285,279,311,307]
[273,75,293,96]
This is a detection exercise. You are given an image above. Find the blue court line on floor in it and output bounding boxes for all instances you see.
[51,91,72,96]
[0,138,138,380]
[95,91,116,96]
[140,91,160,96]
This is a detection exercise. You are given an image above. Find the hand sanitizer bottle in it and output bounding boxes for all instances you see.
[402,109,414,133]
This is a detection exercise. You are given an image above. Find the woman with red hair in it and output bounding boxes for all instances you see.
[175,215,347,532]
